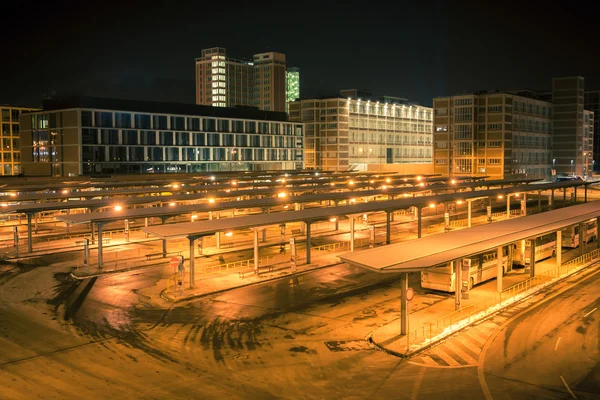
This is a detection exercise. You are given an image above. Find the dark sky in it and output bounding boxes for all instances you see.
[1,0,597,108]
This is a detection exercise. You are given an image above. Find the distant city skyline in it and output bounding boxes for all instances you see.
[1,1,598,108]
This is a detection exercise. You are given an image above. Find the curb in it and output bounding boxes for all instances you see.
[368,259,600,359]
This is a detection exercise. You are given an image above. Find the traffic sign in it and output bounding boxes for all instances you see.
[406,287,414,301]
[169,257,180,268]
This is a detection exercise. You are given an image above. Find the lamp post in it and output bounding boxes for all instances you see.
[571,159,574,176]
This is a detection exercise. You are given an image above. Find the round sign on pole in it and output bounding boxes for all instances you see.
[169,257,180,269]
[406,287,415,301]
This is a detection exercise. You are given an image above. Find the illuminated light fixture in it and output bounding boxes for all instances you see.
[349,180,355,185]
[236,197,240,201]
[114,205,123,211]
[457,200,463,205]
[403,193,409,197]
[277,192,287,198]
[382,185,387,190]
[498,195,504,199]
[210,176,216,181]
[419,182,425,187]
[173,184,179,189]
[329,217,337,222]
[451,179,456,185]
[350,198,356,203]
[330,182,336,186]
[9,193,16,197]
[515,193,520,197]
[224,231,233,237]
[231,181,237,185]
[191,215,198,220]
[284,173,289,177]
[169,202,176,207]
[429,203,436,208]
[386,178,391,183]
[315,172,320,176]
[369,180,375,184]
[208,198,215,203]
[281,178,286,183]
[416,176,422,181]
[62,189,69,194]
[225,189,231,193]
[403,178,408,182]
[0,203,7,207]
[283,205,289,209]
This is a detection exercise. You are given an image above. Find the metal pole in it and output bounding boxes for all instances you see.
[497,246,503,293]
[26,213,32,253]
[13,226,18,256]
[306,222,311,264]
[506,196,510,219]
[400,272,408,335]
[468,201,472,227]
[34,213,38,234]
[386,211,391,244]
[455,259,461,310]
[254,228,259,274]
[98,223,104,269]
[529,239,536,278]
[537,191,541,212]
[579,222,585,257]
[417,207,422,238]
[556,230,562,266]
[350,216,355,252]
[189,237,195,289]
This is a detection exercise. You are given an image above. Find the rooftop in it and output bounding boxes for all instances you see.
[39,96,288,122]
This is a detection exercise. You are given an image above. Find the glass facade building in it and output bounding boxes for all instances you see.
[19,97,304,177]
[286,67,300,112]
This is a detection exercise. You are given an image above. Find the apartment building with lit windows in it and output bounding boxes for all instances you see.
[584,91,600,171]
[19,96,303,177]
[289,92,432,171]
[195,47,287,112]
[433,92,554,180]
[1,105,40,175]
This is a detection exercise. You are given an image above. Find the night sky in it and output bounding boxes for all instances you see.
[1,0,597,108]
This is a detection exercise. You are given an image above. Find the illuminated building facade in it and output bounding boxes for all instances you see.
[433,92,553,180]
[20,97,303,177]
[286,67,300,112]
[195,47,287,112]
[289,92,432,171]
[1,105,40,175]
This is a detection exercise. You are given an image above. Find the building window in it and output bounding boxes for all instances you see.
[489,158,501,165]
[488,105,502,113]
[435,159,448,165]
[435,126,448,132]
[488,141,501,147]
[488,123,502,130]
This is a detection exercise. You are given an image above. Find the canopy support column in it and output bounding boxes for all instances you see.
[468,201,472,227]
[188,236,196,289]
[556,230,562,266]
[497,246,503,293]
[26,213,33,253]
[306,222,312,264]
[417,207,422,238]
[386,211,391,244]
[454,259,462,310]
[350,216,355,252]
[400,272,408,335]
[97,222,106,269]
[254,228,259,274]
[579,222,585,257]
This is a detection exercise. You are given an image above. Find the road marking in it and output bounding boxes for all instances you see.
[582,307,597,318]
[464,330,487,347]
[554,337,562,351]
[411,366,426,400]
[431,347,461,366]
[560,376,577,399]
[459,334,483,355]
[419,355,439,367]
[447,343,478,365]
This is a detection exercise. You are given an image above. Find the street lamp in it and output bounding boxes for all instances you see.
[571,159,574,175]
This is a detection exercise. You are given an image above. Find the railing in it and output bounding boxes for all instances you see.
[405,247,600,350]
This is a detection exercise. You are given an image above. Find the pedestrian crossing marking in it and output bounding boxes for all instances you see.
[430,347,461,366]
[460,333,484,353]
[443,343,478,365]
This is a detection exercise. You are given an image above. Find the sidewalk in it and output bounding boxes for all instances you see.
[138,251,343,306]
[368,248,600,358]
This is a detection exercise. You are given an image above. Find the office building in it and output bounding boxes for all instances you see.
[286,67,300,112]
[584,91,600,171]
[195,47,287,112]
[1,105,41,175]
[552,77,593,177]
[19,97,304,177]
[289,92,432,171]
[433,92,553,180]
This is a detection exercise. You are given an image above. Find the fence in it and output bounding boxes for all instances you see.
[404,247,600,351]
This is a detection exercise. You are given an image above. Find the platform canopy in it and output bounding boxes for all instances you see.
[339,200,600,273]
